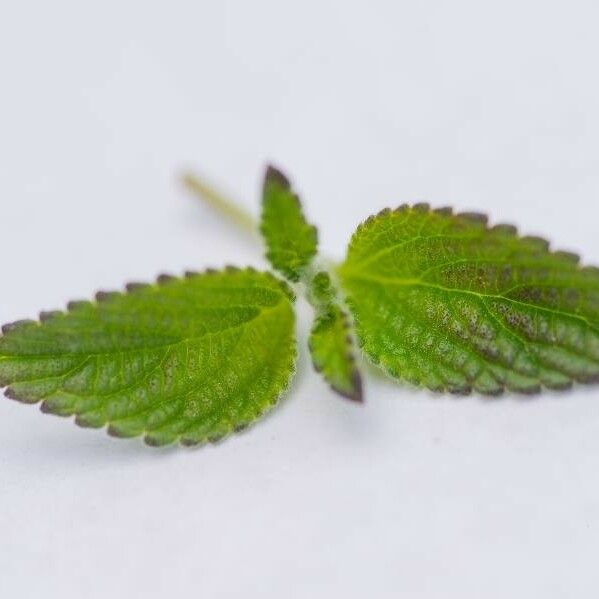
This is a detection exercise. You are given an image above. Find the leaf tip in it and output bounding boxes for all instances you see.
[264,164,290,189]
[337,370,364,403]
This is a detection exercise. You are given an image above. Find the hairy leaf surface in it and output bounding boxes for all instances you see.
[260,166,318,282]
[307,271,362,401]
[338,204,599,394]
[0,268,296,445]
[309,303,362,402]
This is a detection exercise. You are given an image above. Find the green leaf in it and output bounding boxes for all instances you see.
[260,165,318,282]
[338,204,599,395]
[0,268,296,446]
[307,270,362,401]
[309,302,363,402]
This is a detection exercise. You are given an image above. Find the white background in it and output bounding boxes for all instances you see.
[1,1,599,597]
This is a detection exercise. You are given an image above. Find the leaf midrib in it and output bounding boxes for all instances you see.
[341,269,599,334]
[0,300,288,360]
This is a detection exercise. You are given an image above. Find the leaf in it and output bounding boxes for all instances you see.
[0,268,296,446]
[309,303,363,402]
[307,270,362,401]
[338,204,599,395]
[260,165,318,282]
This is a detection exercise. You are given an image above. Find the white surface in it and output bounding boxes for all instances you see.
[1,1,599,597]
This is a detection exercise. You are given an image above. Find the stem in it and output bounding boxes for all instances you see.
[181,172,258,238]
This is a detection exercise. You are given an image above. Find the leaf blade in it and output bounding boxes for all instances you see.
[0,268,297,445]
[260,166,318,282]
[306,270,362,401]
[339,205,599,394]
[309,303,363,402]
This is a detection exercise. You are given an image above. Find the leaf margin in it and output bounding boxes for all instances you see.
[338,202,599,396]
[0,266,297,447]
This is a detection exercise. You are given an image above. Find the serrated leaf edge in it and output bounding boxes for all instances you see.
[260,165,319,283]
[349,203,585,270]
[308,306,363,402]
[0,266,297,447]
[342,204,599,396]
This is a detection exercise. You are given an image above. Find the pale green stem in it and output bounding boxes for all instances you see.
[181,172,258,237]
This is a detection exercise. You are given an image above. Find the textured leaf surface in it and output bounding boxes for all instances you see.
[260,166,318,282]
[339,204,599,395]
[307,271,362,401]
[0,268,296,446]
[309,303,362,402]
